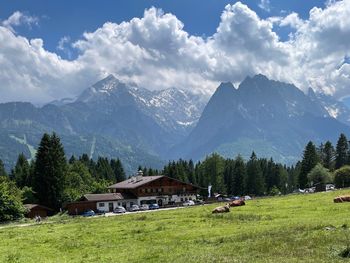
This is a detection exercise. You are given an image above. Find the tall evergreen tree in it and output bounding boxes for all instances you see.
[322,141,335,170]
[299,141,319,188]
[245,152,265,195]
[0,159,7,178]
[33,133,67,210]
[232,155,246,196]
[335,133,349,169]
[10,153,30,188]
[110,158,126,183]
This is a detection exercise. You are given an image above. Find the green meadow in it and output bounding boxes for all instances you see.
[1,190,350,263]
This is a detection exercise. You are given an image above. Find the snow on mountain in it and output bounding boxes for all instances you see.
[308,88,350,126]
[77,74,208,134]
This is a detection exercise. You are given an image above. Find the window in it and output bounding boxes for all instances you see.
[147,189,151,193]
[183,187,186,193]
[180,198,183,202]
[98,203,105,207]
[158,188,162,193]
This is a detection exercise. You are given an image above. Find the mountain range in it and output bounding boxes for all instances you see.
[0,74,349,174]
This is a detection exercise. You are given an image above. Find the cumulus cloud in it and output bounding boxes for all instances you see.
[0,2,350,103]
[57,36,73,59]
[258,0,271,12]
[1,11,38,32]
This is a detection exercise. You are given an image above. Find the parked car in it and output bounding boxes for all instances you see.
[148,204,160,210]
[128,205,140,212]
[96,209,105,215]
[140,204,149,211]
[113,206,126,213]
[82,209,95,217]
[183,200,195,206]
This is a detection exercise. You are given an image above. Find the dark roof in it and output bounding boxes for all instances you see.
[82,193,137,202]
[108,176,163,189]
[24,204,53,211]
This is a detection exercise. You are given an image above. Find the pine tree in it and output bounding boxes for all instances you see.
[299,141,319,189]
[335,133,348,169]
[33,133,67,210]
[110,158,126,182]
[322,141,335,170]
[232,155,246,196]
[0,159,7,178]
[96,157,114,181]
[245,152,265,196]
[10,153,30,188]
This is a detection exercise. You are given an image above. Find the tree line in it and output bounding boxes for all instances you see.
[0,133,126,221]
[2,132,350,222]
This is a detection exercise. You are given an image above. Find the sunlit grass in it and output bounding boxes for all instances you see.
[1,190,350,262]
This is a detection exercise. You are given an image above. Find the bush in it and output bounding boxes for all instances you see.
[307,163,332,185]
[0,178,25,222]
[334,166,350,188]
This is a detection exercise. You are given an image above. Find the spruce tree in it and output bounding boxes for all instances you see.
[110,158,126,182]
[0,159,7,178]
[33,133,67,210]
[232,155,246,196]
[11,153,30,188]
[299,141,319,189]
[335,133,348,169]
[245,152,265,196]
[322,141,335,170]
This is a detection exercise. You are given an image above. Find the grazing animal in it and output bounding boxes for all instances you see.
[334,195,350,203]
[229,200,245,207]
[212,204,230,214]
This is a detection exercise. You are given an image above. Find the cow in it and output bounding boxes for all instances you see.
[229,200,245,207]
[334,195,350,203]
[212,204,230,214]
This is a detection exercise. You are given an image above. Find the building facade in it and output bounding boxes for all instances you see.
[66,174,200,214]
[108,175,199,207]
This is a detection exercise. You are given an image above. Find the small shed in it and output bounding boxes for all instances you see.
[24,204,54,218]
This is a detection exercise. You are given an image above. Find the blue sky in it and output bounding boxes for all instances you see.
[0,0,327,60]
[0,0,349,104]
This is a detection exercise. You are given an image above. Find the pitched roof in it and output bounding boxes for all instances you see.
[108,175,163,189]
[24,204,53,211]
[82,193,136,202]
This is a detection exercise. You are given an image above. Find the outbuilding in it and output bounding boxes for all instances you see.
[24,204,54,218]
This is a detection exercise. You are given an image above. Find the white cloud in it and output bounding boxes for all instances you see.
[57,36,73,59]
[258,0,271,12]
[1,11,38,32]
[0,2,350,103]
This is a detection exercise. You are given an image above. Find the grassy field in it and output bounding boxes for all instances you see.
[1,190,350,263]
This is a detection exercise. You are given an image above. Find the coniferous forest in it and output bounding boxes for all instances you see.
[2,132,350,221]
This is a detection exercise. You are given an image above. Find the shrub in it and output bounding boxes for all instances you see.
[334,166,350,188]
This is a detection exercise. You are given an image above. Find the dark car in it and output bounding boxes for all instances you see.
[96,209,106,215]
[148,204,160,210]
[82,209,95,217]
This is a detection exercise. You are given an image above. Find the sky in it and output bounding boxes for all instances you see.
[0,0,349,104]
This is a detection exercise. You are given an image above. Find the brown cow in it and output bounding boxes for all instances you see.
[334,195,350,203]
[212,204,230,214]
[229,200,245,207]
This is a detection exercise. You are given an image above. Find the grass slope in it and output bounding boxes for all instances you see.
[1,190,350,263]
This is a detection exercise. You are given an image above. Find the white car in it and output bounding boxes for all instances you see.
[140,204,149,211]
[183,200,195,206]
[128,205,140,212]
